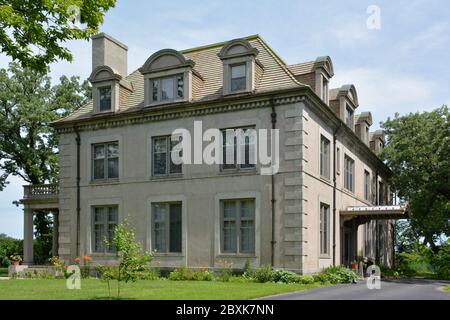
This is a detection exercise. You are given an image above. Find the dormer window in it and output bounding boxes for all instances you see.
[140,49,195,107]
[88,65,130,114]
[218,38,259,96]
[99,86,112,111]
[230,64,246,92]
[345,105,353,128]
[150,74,184,103]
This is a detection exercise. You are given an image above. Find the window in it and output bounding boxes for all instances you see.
[344,155,355,192]
[150,74,184,103]
[221,127,256,171]
[345,105,353,128]
[378,181,384,205]
[92,142,119,180]
[152,136,183,176]
[336,147,341,174]
[99,86,112,111]
[319,203,329,255]
[151,202,182,253]
[221,199,255,254]
[364,170,371,201]
[320,135,330,179]
[365,127,370,144]
[92,206,118,253]
[322,77,328,102]
[230,64,246,92]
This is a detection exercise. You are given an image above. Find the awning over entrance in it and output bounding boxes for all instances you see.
[340,205,409,223]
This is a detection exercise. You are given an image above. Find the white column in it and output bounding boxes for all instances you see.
[23,208,34,265]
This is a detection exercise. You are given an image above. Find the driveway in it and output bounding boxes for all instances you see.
[262,278,450,300]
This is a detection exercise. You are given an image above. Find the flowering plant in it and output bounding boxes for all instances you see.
[10,255,22,263]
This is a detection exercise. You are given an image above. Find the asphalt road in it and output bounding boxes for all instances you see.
[262,278,450,300]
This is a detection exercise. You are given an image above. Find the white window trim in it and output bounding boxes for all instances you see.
[222,56,255,95]
[84,197,123,256]
[214,191,260,267]
[146,195,187,266]
[86,134,123,183]
[92,80,119,113]
[144,67,192,107]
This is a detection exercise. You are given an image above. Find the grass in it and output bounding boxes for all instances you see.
[444,286,450,293]
[0,278,325,300]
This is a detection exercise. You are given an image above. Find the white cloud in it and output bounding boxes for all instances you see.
[399,22,450,55]
[331,67,436,128]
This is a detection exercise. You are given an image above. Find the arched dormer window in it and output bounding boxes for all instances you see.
[314,56,334,104]
[218,39,259,95]
[139,49,195,107]
[89,65,127,113]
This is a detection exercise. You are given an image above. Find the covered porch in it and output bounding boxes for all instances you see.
[20,184,60,265]
[340,205,409,266]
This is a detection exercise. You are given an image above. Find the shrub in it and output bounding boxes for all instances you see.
[217,259,234,282]
[168,267,214,281]
[297,274,315,284]
[432,240,450,279]
[252,265,273,283]
[136,268,160,280]
[397,244,433,275]
[319,266,358,284]
[271,269,298,284]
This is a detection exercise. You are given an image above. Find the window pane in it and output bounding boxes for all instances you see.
[230,64,246,91]
[108,158,119,178]
[240,129,256,168]
[93,159,105,180]
[223,221,236,252]
[152,80,159,101]
[99,86,111,111]
[240,220,254,253]
[107,143,119,158]
[240,200,254,218]
[222,130,237,169]
[153,137,167,175]
[231,64,246,78]
[169,203,182,253]
[169,136,182,174]
[94,224,105,252]
[94,145,105,159]
[108,207,118,223]
[153,204,166,252]
[176,75,184,98]
[161,77,174,100]
[223,201,236,219]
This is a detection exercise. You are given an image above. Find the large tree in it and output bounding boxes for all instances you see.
[0,62,90,188]
[0,62,90,261]
[381,106,450,249]
[0,0,116,73]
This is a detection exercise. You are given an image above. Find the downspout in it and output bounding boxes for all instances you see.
[375,169,379,264]
[75,127,81,257]
[270,99,277,267]
[332,123,342,266]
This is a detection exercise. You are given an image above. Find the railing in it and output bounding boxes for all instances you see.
[23,184,59,200]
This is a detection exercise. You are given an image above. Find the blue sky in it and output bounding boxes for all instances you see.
[0,0,449,238]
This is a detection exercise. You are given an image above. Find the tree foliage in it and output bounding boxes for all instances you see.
[0,233,23,267]
[111,219,154,299]
[0,0,116,72]
[381,106,450,247]
[0,62,90,190]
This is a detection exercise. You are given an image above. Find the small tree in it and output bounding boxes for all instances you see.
[111,219,154,299]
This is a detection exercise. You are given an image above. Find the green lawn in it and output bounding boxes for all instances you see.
[444,286,450,292]
[0,279,324,300]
